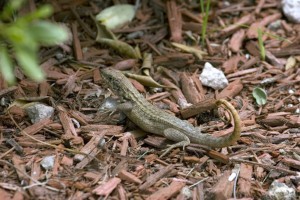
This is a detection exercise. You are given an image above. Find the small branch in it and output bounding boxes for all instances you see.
[230,158,298,176]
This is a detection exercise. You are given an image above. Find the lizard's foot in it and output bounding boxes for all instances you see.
[98,97,119,116]
[97,97,130,123]
[159,141,189,158]
[96,108,119,123]
[159,128,191,158]
[159,144,177,158]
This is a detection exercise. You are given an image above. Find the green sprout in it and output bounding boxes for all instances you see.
[257,28,266,61]
[253,87,267,106]
[0,0,69,85]
[200,0,210,47]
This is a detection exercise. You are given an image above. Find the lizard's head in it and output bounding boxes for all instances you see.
[100,68,132,97]
[101,68,122,84]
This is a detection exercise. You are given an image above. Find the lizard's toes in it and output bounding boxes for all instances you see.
[159,146,173,158]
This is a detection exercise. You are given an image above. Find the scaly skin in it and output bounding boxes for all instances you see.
[101,68,241,157]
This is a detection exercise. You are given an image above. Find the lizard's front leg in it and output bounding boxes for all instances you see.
[117,101,134,112]
[160,128,190,158]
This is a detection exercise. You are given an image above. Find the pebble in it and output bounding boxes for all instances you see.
[265,181,296,200]
[25,103,54,123]
[40,155,55,170]
[282,0,300,23]
[199,62,228,90]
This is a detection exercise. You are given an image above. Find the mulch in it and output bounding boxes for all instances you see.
[0,0,299,199]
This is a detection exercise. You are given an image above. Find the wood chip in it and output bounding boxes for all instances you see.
[118,169,143,184]
[92,177,121,196]
[146,180,186,200]
[139,164,175,191]
[208,171,234,199]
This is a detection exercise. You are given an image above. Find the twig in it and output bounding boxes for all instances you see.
[8,112,100,162]
[189,177,209,189]
[230,158,298,175]
[0,160,59,192]
[0,147,15,159]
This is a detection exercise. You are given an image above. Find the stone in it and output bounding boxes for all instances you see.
[265,181,296,200]
[199,62,228,90]
[25,103,54,123]
[40,155,55,170]
[282,0,300,23]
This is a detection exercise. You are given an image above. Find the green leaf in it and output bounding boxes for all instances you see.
[95,21,117,40]
[21,5,53,22]
[14,45,45,82]
[0,46,15,84]
[33,5,53,18]
[125,73,173,88]
[3,25,27,43]
[171,42,207,60]
[3,23,39,52]
[8,0,25,10]
[28,21,69,45]
[96,4,135,29]
[0,0,25,20]
[97,38,140,58]
[253,87,267,106]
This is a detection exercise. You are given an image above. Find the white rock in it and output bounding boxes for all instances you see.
[199,62,228,90]
[40,155,55,170]
[180,186,192,198]
[25,103,54,123]
[267,181,296,200]
[282,0,300,23]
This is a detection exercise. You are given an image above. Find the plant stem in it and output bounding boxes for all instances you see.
[258,28,266,61]
[200,0,210,47]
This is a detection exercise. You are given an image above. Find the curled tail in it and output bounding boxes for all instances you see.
[198,99,241,147]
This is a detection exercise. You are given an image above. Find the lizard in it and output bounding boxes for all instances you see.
[101,68,241,157]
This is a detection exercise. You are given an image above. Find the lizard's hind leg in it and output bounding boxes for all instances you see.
[160,128,190,158]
